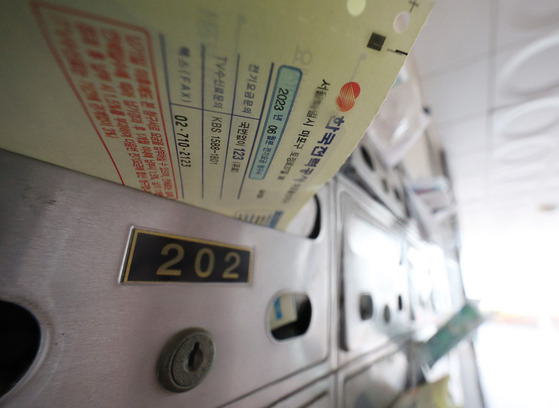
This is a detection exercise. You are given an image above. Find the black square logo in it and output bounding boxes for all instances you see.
[367,32,386,51]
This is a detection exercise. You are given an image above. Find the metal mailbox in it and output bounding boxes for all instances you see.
[335,175,412,365]
[337,349,409,408]
[343,138,407,220]
[0,150,334,407]
[229,375,336,408]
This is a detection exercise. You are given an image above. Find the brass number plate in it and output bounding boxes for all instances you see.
[122,229,252,283]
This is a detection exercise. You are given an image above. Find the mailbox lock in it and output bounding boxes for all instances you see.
[156,328,215,392]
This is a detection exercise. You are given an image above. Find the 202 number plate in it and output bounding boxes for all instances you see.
[122,229,252,283]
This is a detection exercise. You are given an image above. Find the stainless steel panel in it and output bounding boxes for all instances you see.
[343,138,407,220]
[0,150,333,407]
[456,341,485,408]
[337,350,409,408]
[407,241,454,331]
[230,375,335,408]
[407,243,436,325]
[445,258,466,310]
[268,376,335,408]
[335,176,412,365]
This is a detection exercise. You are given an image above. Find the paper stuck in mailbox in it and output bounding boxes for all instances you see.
[0,0,433,229]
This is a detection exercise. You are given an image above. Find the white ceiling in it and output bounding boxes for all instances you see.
[411,0,559,315]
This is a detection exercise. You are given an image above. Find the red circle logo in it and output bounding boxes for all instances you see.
[336,82,361,112]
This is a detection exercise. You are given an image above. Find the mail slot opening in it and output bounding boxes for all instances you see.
[268,293,312,341]
[381,178,389,193]
[0,300,41,398]
[285,195,321,239]
[360,146,375,172]
[383,305,391,324]
[394,187,402,203]
[359,293,374,320]
[308,196,322,239]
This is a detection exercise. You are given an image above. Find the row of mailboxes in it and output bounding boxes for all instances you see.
[0,149,458,407]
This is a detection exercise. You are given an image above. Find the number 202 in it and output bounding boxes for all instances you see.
[156,243,241,279]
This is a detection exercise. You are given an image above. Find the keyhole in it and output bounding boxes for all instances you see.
[187,342,203,372]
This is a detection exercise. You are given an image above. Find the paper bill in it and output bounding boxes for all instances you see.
[0,0,433,229]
